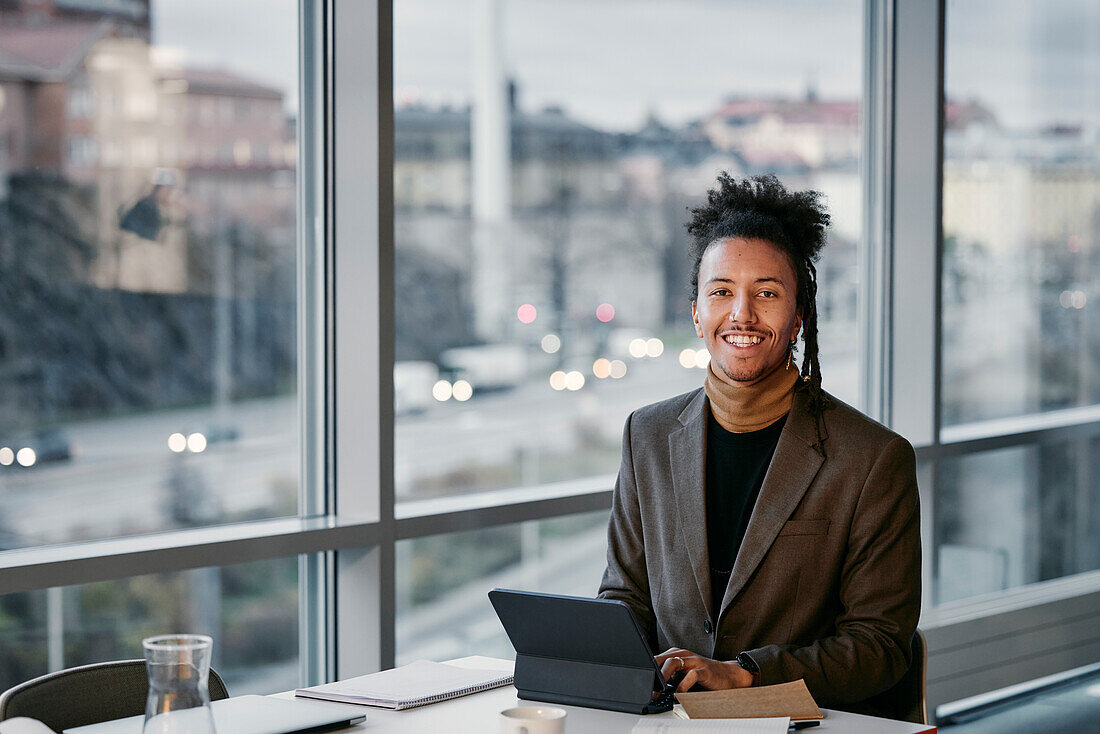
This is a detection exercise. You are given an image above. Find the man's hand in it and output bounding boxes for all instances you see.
[655,648,755,692]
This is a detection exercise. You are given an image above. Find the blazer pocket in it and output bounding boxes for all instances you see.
[778,519,830,536]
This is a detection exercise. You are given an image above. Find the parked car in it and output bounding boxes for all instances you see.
[166,424,240,455]
[0,428,76,469]
[439,344,527,393]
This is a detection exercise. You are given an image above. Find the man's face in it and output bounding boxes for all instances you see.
[692,237,802,385]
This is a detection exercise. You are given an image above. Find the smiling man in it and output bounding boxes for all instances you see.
[598,174,922,721]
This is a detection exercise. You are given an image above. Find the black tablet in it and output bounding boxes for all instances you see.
[488,588,677,714]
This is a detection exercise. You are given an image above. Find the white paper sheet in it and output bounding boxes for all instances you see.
[632,717,791,734]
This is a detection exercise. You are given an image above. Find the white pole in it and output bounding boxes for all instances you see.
[47,586,64,671]
[472,0,510,222]
[471,0,512,340]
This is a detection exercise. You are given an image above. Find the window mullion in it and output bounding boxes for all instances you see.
[331,0,394,678]
[889,0,942,447]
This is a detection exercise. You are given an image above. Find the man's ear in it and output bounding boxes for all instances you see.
[691,301,702,337]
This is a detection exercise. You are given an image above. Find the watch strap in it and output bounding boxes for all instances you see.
[736,651,760,686]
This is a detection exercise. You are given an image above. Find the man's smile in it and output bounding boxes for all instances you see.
[720,332,766,348]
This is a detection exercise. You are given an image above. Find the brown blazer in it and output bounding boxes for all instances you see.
[598,386,921,718]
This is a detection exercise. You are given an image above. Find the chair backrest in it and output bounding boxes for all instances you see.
[893,629,929,725]
[0,660,229,733]
[856,628,928,724]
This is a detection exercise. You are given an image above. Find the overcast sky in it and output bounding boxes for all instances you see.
[153,0,299,108]
[152,0,1098,131]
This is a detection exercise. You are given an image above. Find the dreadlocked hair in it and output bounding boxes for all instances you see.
[685,173,833,456]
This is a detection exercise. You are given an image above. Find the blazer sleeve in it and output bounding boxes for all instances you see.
[597,411,659,652]
[745,436,922,706]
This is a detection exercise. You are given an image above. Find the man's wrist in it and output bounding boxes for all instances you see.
[735,652,760,687]
[723,662,755,688]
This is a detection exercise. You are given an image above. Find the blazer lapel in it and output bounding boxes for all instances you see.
[669,389,712,620]
[718,390,825,618]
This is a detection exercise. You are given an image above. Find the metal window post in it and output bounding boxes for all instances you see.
[331,0,395,679]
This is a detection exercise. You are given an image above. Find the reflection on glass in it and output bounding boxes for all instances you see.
[395,511,609,665]
[942,0,1100,425]
[394,0,864,503]
[0,2,300,547]
[0,556,298,695]
[935,438,1100,605]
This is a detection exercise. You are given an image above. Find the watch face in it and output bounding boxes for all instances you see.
[737,653,759,673]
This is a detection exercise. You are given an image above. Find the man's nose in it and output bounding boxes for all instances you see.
[729,293,756,323]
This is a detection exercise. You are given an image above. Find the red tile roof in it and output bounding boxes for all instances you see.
[164,68,283,100]
[712,98,860,127]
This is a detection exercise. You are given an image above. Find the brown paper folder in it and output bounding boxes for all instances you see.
[676,679,824,720]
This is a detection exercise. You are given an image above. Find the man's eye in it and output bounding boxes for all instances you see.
[759,290,776,298]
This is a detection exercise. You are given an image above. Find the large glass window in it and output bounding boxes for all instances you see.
[934,438,1100,605]
[942,0,1100,426]
[0,555,300,695]
[395,511,609,665]
[936,0,1100,607]
[0,1,301,547]
[393,0,865,507]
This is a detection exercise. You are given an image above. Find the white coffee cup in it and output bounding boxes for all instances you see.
[499,705,567,734]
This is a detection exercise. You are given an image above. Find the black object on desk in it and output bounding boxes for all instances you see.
[488,588,679,715]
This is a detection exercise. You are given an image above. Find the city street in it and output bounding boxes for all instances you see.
[0,342,858,548]
[0,341,858,548]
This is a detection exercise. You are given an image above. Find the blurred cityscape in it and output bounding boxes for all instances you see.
[0,0,1097,700]
[0,0,299,694]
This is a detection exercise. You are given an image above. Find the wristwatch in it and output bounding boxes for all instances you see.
[735,652,760,685]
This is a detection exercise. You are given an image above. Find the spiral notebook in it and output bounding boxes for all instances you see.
[294,658,514,710]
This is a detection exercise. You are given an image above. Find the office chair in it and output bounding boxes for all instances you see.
[0,659,229,733]
[856,627,928,724]
[893,628,929,725]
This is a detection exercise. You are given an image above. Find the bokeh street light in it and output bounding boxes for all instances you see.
[452,380,473,401]
[517,304,537,324]
[168,433,187,453]
[186,433,207,454]
[432,380,453,401]
[549,371,567,391]
[564,371,585,391]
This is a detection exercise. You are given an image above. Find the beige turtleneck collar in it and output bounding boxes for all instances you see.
[703,359,799,433]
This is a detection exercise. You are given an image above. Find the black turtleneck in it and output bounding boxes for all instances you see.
[705,411,787,619]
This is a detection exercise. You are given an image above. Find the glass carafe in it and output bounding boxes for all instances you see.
[142,634,217,734]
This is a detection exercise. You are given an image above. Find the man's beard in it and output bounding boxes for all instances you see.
[718,355,782,385]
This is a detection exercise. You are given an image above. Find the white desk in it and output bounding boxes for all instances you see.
[276,658,937,734]
[281,687,936,733]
